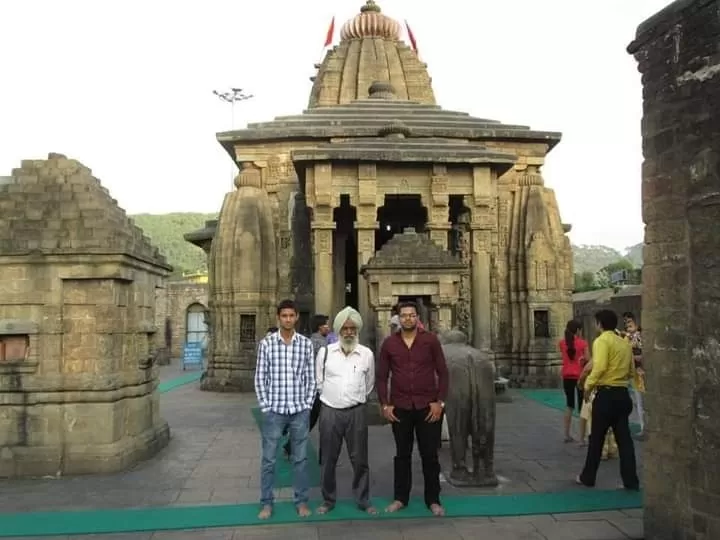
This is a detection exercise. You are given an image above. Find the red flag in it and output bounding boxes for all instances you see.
[324,16,335,48]
[405,20,418,54]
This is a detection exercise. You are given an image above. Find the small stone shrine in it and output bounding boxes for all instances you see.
[0,154,171,477]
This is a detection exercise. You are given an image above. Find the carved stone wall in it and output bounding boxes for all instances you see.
[0,154,171,477]
[628,1,720,538]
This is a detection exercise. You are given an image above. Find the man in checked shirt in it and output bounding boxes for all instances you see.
[254,299,316,520]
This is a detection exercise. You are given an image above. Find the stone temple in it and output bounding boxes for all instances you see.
[186,0,573,392]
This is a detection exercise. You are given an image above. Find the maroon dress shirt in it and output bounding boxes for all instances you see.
[376,329,449,410]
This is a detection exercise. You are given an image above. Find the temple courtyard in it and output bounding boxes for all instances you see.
[0,364,645,540]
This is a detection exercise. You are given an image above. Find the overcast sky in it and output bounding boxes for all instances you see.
[0,0,670,251]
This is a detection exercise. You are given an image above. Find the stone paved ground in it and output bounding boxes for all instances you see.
[0,364,645,539]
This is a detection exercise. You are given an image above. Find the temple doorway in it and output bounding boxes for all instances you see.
[376,194,427,250]
[333,195,358,309]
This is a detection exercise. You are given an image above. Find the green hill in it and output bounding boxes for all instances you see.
[130,212,643,279]
[131,213,216,276]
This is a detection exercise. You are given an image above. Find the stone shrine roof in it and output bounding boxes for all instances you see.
[362,227,465,272]
[0,153,171,270]
[308,1,435,107]
[218,81,561,159]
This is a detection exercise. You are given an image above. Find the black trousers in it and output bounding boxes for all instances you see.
[579,386,639,489]
[391,406,442,508]
[563,377,584,411]
[283,395,321,456]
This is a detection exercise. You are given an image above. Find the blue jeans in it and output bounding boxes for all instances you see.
[260,409,310,507]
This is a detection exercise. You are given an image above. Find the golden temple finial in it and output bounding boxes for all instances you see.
[360,0,381,13]
[340,0,400,41]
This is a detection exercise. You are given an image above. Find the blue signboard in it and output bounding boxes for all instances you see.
[182,341,204,371]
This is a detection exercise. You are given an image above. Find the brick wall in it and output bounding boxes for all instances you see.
[628,1,720,538]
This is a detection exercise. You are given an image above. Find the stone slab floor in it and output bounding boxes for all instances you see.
[0,364,645,539]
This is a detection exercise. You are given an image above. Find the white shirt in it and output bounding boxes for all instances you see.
[316,341,375,409]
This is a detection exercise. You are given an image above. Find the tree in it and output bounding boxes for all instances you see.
[574,271,600,293]
[595,258,635,288]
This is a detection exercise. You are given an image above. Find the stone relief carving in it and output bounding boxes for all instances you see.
[455,210,472,337]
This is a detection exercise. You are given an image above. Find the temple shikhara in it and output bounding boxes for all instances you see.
[186,0,573,392]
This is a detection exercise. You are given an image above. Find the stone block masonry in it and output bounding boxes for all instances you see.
[0,153,173,477]
[628,1,720,539]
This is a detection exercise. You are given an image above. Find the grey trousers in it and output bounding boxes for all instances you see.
[318,401,371,509]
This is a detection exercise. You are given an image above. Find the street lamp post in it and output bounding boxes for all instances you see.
[213,88,254,188]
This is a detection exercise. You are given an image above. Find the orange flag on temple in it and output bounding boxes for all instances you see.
[405,20,418,53]
[324,16,336,47]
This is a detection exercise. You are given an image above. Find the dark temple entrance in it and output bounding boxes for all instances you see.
[376,194,427,251]
[334,195,358,309]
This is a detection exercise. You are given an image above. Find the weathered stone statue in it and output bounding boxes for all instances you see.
[439,329,498,487]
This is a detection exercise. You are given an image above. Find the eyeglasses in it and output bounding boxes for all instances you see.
[340,327,357,334]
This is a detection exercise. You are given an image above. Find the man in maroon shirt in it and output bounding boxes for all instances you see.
[376,301,450,517]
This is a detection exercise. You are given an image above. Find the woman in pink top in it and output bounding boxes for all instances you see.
[559,320,589,442]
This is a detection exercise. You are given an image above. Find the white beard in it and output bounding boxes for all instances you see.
[340,337,358,354]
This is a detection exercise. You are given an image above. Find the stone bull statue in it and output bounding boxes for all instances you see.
[439,329,498,487]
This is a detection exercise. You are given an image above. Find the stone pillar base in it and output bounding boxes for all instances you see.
[0,422,170,478]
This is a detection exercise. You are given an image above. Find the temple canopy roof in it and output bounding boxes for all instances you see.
[308,0,435,107]
[361,227,465,272]
[218,81,561,160]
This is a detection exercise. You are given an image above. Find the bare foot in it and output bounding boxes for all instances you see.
[384,500,405,513]
[316,502,333,515]
[297,503,312,518]
[257,505,272,520]
[364,505,378,515]
[429,503,445,517]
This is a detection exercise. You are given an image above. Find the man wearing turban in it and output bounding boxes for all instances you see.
[315,306,377,516]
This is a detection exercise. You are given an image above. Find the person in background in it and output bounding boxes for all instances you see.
[283,314,329,459]
[377,301,450,517]
[265,327,278,337]
[577,309,639,490]
[559,320,588,443]
[315,307,377,516]
[624,316,645,438]
[389,315,401,334]
[254,299,316,520]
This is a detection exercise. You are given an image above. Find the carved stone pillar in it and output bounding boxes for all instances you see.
[356,165,379,345]
[312,214,335,317]
[471,228,492,351]
[436,305,454,332]
[374,307,393,351]
[355,222,377,345]
[427,165,450,249]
